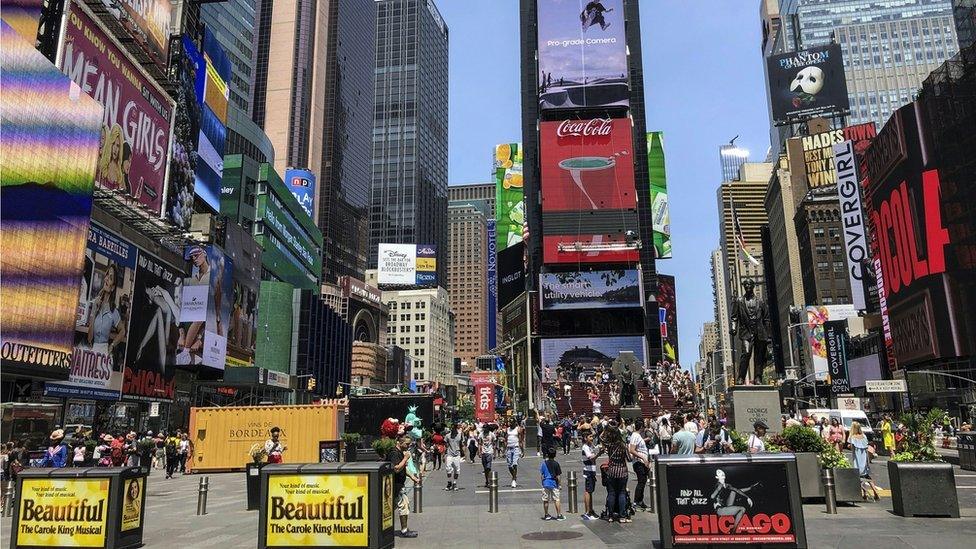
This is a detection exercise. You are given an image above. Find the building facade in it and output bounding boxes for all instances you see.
[370,0,449,284]
[447,201,489,373]
[201,0,259,115]
[710,249,733,392]
[380,286,454,385]
[719,144,750,182]
[717,162,773,299]
[449,182,495,217]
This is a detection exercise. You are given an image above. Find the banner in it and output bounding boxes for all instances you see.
[537,0,628,111]
[658,274,679,363]
[471,371,497,423]
[790,123,876,189]
[540,270,639,310]
[179,245,233,369]
[377,244,416,285]
[97,0,172,66]
[767,44,849,122]
[665,461,798,545]
[493,143,524,250]
[120,477,144,532]
[165,37,202,230]
[60,2,174,216]
[123,252,180,401]
[285,168,316,219]
[804,304,857,381]
[497,242,525,309]
[187,30,231,213]
[833,140,868,310]
[647,132,672,258]
[487,220,497,349]
[416,245,437,287]
[824,320,850,394]
[14,477,109,546]
[265,474,368,547]
[0,20,101,377]
[541,336,645,383]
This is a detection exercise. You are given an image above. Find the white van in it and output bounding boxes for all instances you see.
[801,408,875,439]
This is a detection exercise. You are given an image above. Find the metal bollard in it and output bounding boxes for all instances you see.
[567,471,578,514]
[197,476,209,515]
[822,468,837,514]
[647,462,657,514]
[488,471,499,513]
[4,480,15,517]
[413,480,423,513]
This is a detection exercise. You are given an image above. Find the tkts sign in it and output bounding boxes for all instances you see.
[470,371,497,423]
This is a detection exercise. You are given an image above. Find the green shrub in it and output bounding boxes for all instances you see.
[372,437,396,457]
[891,408,944,463]
[780,425,826,453]
[819,445,851,469]
[342,432,362,447]
[729,430,749,453]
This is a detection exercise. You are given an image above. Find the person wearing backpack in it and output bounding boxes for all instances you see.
[164,432,180,479]
[539,447,565,521]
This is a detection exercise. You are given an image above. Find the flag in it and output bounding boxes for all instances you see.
[730,199,760,267]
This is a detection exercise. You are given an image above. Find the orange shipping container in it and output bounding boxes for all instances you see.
[189,403,345,472]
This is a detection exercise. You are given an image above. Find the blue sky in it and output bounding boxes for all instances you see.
[439,1,771,370]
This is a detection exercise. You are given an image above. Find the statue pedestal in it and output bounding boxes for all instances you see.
[618,406,643,422]
[728,385,782,435]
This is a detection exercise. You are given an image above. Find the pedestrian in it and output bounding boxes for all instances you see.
[683,413,700,435]
[95,435,112,467]
[387,435,418,538]
[153,433,165,469]
[580,429,602,520]
[430,428,444,471]
[124,432,139,467]
[110,434,125,466]
[848,421,880,501]
[39,430,69,468]
[540,447,565,521]
[467,425,478,464]
[628,418,651,511]
[827,417,845,451]
[880,414,895,455]
[505,418,524,488]
[561,416,574,455]
[601,423,631,523]
[747,421,767,453]
[164,432,180,479]
[443,423,463,491]
[672,415,697,455]
[479,423,497,488]
[540,416,556,456]
[264,426,287,463]
[72,441,87,467]
[695,419,734,454]
[658,417,673,454]
[178,432,191,473]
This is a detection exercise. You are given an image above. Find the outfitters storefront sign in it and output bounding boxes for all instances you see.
[265,474,368,547]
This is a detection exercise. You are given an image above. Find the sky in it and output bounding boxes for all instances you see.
[438,0,772,371]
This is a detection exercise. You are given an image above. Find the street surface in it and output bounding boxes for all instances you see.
[3,452,974,548]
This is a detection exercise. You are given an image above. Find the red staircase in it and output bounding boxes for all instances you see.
[543,382,688,420]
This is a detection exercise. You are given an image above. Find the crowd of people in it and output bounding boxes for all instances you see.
[547,360,696,417]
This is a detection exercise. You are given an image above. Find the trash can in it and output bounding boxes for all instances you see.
[958,431,976,472]
[246,462,264,510]
[258,461,394,549]
[9,466,148,549]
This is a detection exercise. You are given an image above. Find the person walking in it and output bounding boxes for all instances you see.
[430,429,444,471]
[602,423,631,523]
[540,447,565,521]
[580,429,602,520]
[466,425,478,464]
[387,436,418,538]
[505,418,524,488]
[479,424,497,488]
[695,419,734,454]
[561,416,574,455]
[164,433,180,479]
[827,417,845,452]
[39,430,69,468]
[658,417,673,454]
[540,416,556,457]
[880,414,895,456]
[747,421,767,453]
[443,423,463,491]
[178,433,191,473]
[848,421,880,501]
[628,419,651,511]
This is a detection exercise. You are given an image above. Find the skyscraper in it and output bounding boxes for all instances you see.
[779,0,954,50]
[201,0,259,115]
[719,143,750,182]
[371,0,449,284]
[447,200,489,373]
[717,162,773,312]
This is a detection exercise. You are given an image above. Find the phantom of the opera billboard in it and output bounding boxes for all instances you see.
[767,44,850,122]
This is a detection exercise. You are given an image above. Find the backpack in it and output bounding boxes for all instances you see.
[540,461,557,489]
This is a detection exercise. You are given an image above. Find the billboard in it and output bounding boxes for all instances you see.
[186,30,231,213]
[264,474,369,547]
[804,304,857,381]
[494,143,525,250]
[225,225,260,367]
[416,244,437,287]
[2,0,43,42]
[96,0,172,66]
[790,123,876,189]
[59,2,174,216]
[647,131,672,259]
[540,269,640,310]
[658,274,679,364]
[377,243,436,287]
[0,20,102,377]
[165,37,202,230]
[833,140,868,310]
[497,242,526,309]
[537,0,628,111]
[285,168,316,219]
[543,233,639,265]
[123,251,181,401]
[471,371,498,423]
[45,225,135,400]
[541,335,645,383]
[487,220,497,349]
[767,44,849,122]
[824,320,850,394]
[178,245,234,369]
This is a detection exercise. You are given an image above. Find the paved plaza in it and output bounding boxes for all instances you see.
[3,453,975,548]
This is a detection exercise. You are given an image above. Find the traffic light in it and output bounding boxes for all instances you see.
[306,377,317,392]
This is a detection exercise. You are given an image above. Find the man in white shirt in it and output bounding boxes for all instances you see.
[683,414,700,435]
[747,421,767,454]
[628,418,651,511]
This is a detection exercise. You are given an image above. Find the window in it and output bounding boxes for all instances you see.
[814,228,825,238]
[833,261,845,273]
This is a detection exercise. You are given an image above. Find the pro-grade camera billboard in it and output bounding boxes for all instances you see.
[767,44,849,122]
[537,0,629,111]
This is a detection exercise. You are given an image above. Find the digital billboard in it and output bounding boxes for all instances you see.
[767,44,850,122]
[497,241,526,309]
[658,274,679,364]
[178,245,234,369]
[165,37,202,230]
[186,30,231,213]
[123,251,181,401]
[0,20,102,377]
[285,168,316,219]
[789,122,876,189]
[540,269,639,310]
[494,143,524,250]
[225,225,259,368]
[377,243,437,287]
[96,0,172,66]
[646,131,671,259]
[543,233,639,265]
[537,0,628,111]
[2,0,43,42]
[541,335,645,383]
[804,304,857,381]
[60,2,173,216]
[45,224,135,400]
[416,244,437,286]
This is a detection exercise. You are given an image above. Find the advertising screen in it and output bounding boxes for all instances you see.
[0,20,101,377]
[185,30,231,213]
[647,131,672,259]
[542,233,639,265]
[497,242,526,309]
[60,2,174,216]
[377,243,416,285]
[767,44,849,122]
[471,371,498,423]
[285,168,316,219]
[540,269,640,310]
[494,143,524,250]
[804,304,857,381]
[416,244,437,287]
[225,226,259,368]
[265,474,369,547]
[658,274,679,364]
[824,320,850,394]
[346,395,435,438]
[537,0,628,111]
[790,123,876,189]
[165,37,202,230]
[2,0,43,42]
[13,477,109,547]
[97,0,172,66]
[541,335,645,383]
[179,245,233,369]
[123,252,180,401]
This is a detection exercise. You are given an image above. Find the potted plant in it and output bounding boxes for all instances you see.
[245,444,267,511]
[888,408,959,517]
[774,425,826,499]
[372,437,396,461]
[342,433,362,462]
[819,444,859,503]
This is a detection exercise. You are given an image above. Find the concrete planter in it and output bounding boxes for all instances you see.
[888,461,959,517]
[795,452,824,499]
[830,467,861,503]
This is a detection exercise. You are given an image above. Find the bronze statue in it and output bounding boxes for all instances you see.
[729,278,770,385]
[612,351,640,407]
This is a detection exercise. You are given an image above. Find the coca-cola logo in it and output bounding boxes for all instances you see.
[556,118,613,138]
